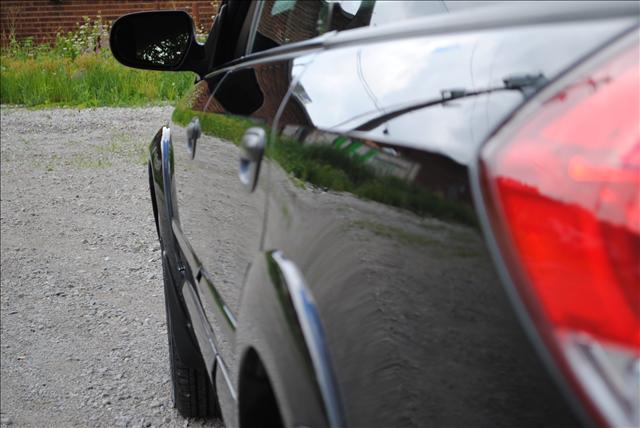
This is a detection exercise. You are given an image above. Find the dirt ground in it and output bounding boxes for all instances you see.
[0,106,223,428]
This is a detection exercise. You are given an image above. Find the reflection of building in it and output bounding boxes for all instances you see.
[253,0,325,51]
[292,83,312,104]
[398,147,470,202]
[188,80,213,112]
[368,149,421,182]
[196,0,374,122]
[282,126,422,182]
[202,60,312,128]
[253,0,373,52]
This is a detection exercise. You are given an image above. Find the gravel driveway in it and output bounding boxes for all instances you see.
[0,106,223,428]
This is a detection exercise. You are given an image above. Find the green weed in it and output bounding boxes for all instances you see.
[0,17,194,107]
[68,153,112,169]
[97,135,148,166]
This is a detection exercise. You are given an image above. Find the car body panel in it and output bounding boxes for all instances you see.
[165,35,328,424]
[142,1,640,427]
[263,11,637,428]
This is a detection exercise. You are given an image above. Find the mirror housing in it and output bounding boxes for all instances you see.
[110,11,210,76]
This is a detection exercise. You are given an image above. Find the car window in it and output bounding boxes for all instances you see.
[248,0,502,55]
[250,0,331,54]
[330,1,502,30]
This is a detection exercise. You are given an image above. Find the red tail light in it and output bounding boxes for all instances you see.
[480,34,639,428]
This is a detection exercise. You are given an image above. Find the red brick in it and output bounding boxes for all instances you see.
[0,0,221,45]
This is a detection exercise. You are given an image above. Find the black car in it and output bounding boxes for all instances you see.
[109,1,639,427]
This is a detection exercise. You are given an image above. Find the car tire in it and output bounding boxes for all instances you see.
[163,259,219,418]
[168,333,218,418]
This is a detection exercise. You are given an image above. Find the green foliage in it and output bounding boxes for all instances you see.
[53,15,108,60]
[0,16,194,107]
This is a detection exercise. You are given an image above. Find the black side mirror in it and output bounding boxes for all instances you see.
[110,11,208,76]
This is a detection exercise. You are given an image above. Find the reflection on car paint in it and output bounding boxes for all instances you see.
[163,10,634,427]
[259,17,632,428]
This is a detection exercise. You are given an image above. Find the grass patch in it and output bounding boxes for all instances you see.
[0,51,193,107]
[68,153,113,169]
[97,134,148,166]
[0,19,194,108]
[30,134,147,172]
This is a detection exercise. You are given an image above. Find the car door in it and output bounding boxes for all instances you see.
[170,1,469,338]
[170,0,334,401]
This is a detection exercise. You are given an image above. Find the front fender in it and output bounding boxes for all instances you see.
[149,126,181,267]
[235,251,346,428]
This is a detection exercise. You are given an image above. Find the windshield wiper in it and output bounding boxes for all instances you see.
[354,73,548,131]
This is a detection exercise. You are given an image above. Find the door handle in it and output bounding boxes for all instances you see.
[186,117,201,159]
[239,127,266,192]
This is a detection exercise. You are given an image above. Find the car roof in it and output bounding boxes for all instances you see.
[325,0,640,49]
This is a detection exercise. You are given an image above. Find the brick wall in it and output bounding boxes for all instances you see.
[0,0,222,45]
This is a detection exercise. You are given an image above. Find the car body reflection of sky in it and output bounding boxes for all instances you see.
[293,19,631,164]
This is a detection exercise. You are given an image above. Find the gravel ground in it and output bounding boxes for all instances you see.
[0,106,224,428]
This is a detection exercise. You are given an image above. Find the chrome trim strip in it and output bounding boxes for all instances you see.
[272,251,346,428]
[199,267,238,330]
[183,277,239,401]
[182,280,218,370]
[216,354,237,402]
[244,0,265,57]
[223,304,237,329]
[160,127,173,219]
[171,220,199,278]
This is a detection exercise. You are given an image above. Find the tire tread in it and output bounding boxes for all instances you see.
[170,344,218,418]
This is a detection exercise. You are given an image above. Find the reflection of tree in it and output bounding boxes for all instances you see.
[137,33,189,67]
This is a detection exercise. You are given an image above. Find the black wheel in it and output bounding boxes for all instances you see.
[163,258,219,418]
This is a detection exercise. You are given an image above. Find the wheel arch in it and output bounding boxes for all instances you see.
[237,346,284,428]
[235,250,346,428]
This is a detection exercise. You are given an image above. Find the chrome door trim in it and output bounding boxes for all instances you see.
[183,275,238,401]
[271,251,346,428]
[160,127,174,219]
[244,0,265,57]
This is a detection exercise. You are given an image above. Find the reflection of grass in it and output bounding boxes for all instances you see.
[172,105,250,146]
[172,106,476,226]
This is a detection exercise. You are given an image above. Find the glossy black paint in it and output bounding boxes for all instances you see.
[143,2,639,427]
